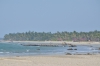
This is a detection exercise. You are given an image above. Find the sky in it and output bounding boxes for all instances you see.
[0,0,100,38]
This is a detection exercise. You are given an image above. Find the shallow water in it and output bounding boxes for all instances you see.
[0,42,100,56]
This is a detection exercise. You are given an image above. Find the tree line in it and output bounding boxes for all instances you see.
[4,30,100,41]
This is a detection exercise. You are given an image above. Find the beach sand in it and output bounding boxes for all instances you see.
[2,41,100,45]
[0,55,100,66]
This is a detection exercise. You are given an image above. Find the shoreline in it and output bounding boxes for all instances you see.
[0,41,100,56]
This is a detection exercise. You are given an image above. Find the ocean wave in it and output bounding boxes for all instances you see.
[0,52,10,53]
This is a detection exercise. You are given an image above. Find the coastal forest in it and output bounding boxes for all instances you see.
[4,30,100,41]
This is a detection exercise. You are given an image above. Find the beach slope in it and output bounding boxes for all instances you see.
[0,55,100,66]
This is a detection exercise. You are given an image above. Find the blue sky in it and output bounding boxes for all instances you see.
[0,0,100,38]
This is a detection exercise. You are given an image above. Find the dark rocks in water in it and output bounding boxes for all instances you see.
[91,48,94,50]
[89,45,93,47]
[22,44,39,46]
[67,48,77,50]
[98,52,100,53]
[40,45,59,47]
[68,44,77,47]
[74,53,93,55]
[21,44,61,47]
[67,48,73,50]
[87,53,92,55]
[37,48,40,50]
[16,56,20,57]
[95,47,100,50]
[74,49,77,50]
[66,53,72,55]
[74,54,82,55]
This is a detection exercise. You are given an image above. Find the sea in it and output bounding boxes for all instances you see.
[0,42,100,57]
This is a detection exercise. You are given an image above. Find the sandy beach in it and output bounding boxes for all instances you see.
[0,55,100,66]
[2,41,100,45]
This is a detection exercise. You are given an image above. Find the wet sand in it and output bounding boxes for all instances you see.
[0,55,100,66]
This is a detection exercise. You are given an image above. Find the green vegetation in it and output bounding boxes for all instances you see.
[4,30,100,41]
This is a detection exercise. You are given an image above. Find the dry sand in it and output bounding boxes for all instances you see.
[0,55,100,66]
[2,41,100,45]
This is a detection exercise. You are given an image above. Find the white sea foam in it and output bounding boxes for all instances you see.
[26,49,30,52]
[0,52,4,53]
[0,52,10,53]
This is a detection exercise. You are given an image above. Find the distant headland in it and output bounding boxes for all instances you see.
[3,30,100,42]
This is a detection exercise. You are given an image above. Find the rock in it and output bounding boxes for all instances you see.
[68,44,77,47]
[89,45,93,47]
[95,47,100,50]
[67,48,73,50]
[66,53,72,55]
[16,56,20,57]
[91,48,94,50]
[74,54,82,55]
[87,53,92,55]
[74,49,77,50]
[37,48,40,50]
